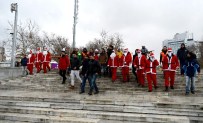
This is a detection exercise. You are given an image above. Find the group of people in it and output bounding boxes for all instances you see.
[21,47,52,75]
[57,43,200,95]
[20,43,200,96]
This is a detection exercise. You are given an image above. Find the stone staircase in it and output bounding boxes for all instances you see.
[0,70,202,123]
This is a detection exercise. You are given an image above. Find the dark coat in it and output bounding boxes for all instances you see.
[81,59,89,75]
[87,60,101,75]
[177,47,188,62]
[70,57,80,70]
[21,57,28,66]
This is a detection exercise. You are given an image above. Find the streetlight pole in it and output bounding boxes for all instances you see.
[10,3,18,68]
[72,0,79,49]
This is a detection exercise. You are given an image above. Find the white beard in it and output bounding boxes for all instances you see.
[168,52,172,57]
[150,57,155,62]
[138,53,141,57]
[43,51,47,55]
[37,51,39,54]
[110,52,116,58]
[28,54,31,58]
[124,52,127,56]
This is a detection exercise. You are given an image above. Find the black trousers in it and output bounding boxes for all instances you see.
[59,70,67,82]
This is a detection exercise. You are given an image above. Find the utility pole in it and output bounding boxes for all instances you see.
[10,3,18,68]
[72,0,79,49]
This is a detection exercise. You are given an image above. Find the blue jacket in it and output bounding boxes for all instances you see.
[182,59,200,77]
[21,57,28,66]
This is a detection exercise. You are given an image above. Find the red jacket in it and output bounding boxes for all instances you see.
[27,54,35,64]
[43,54,51,62]
[133,55,146,70]
[162,54,179,71]
[47,52,51,62]
[36,52,43,62]
[108,55,119,67]
[58,55,70,70]
[145,59,159,74]
[119,52,132,67]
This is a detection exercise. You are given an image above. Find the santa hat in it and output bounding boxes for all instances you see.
[95,49,99,52]
[44,47,48,51]
[137,49,141,53]
[150,53,155,57]
[168,48,172,52]
[124,48,128,52]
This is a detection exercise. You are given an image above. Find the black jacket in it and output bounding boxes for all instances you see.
[70,57,80,70]
[81,59,89,75]
[87,60,101,75]
[177,47,188,61]
[21,57,28,66]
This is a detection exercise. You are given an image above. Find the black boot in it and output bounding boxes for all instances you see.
[88,89,93,95]
[165,86,169,92]
[170,86,174,89]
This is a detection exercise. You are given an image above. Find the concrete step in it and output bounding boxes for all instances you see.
[0,108,191,123]
[0,112,100,123]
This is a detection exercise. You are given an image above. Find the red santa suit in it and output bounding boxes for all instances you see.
[162,48,179,90]
[107,51,119,82]
[35,48,43,73]
[42,50,51,73]
[27,50,35,75]
[133,49,146,86]
[145,53,159,92]
[47,51,51,71]
[119,48,132,82]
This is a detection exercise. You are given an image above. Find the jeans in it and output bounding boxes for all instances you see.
[101,64,107,76]
[185,76,195,93]
[22,66,28,76]
[81,75,91,92]
[88,74,99,92]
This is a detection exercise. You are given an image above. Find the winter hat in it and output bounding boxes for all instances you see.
[95,49,99,52]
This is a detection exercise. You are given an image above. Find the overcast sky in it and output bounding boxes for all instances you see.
[1,0,203,57]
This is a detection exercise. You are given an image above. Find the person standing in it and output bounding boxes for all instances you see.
[145,53,159,92]
[35,47,43,73]
[160,46,167,66]
[177,43,188,75]
[132,49,138,82]
[120,48,132,82]
[107,45,114,77]
[162,48,179,91]
[133,49,146,87]
[94,49,99,61]
[80,55,91,94]
[42,49,50,73]
[47,50,52,71]
[21,54,28,76]
[27,50,35,75]
[98,48,108,77]
[87,55,101,95]
[107,50,119,82]
[58,49,70,84]
[182,51,200,95]
[70,53,82,89]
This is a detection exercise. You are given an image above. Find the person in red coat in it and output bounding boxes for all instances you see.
[133,49,146,87]
[162,48,179,91]
[27,50,35,75]
[120,48,132,82]
[42,50,50,73]
[58,49,70,84]
[35,47,43,73]
[47,50,51,71]
[145,53,159,92]
[107,50,119,82]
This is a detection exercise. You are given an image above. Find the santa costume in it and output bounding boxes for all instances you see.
[107,50,119,82]
[42,48,51,73]
[133,49,146,86]
[27,50,35,75]
[162,48,179,91]
[120,48,132,82]
[35,47,43,73]
[145,53,159,92]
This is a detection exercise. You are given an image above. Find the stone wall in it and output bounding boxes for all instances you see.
[0,67,23,80]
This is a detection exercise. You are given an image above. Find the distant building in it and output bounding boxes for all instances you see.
[163,31,194,55]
